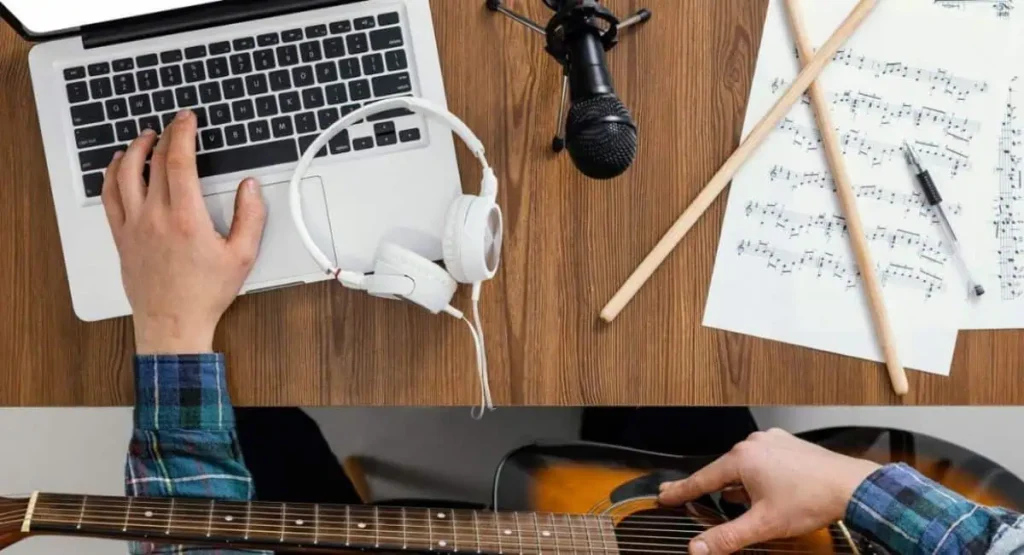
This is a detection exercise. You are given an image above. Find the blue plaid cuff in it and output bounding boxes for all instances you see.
[134,354,235,431]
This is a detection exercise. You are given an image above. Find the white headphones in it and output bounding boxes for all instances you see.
[289,96,503,418]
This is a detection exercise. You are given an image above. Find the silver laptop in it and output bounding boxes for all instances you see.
[7,0,460,321]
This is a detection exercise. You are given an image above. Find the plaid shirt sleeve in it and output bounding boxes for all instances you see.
[845,463,1024,554]
[125,354,271,555]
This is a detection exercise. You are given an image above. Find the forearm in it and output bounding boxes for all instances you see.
[845,463,1024,554]
[126,354,266,555]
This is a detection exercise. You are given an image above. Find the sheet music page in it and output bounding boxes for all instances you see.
[926,0,1024,329]
[702,0,1012,374]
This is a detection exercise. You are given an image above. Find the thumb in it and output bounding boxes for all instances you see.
[690,507,774,555]
[228,177,267,266]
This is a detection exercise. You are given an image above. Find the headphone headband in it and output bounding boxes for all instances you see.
[289,97,496,283]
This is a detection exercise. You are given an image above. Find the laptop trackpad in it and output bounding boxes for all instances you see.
[204,177,336,286]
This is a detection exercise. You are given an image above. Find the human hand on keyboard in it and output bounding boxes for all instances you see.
[102,109,267,355]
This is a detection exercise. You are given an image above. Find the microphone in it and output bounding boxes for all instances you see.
[562,14,638,180]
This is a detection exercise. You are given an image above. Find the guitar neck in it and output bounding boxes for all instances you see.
[25,493,619,554]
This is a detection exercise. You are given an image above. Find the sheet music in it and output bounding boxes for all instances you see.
[703,0,1012,374]
[919,0,1024,328]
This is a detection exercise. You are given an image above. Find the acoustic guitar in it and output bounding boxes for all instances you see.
[1,427,1021,554]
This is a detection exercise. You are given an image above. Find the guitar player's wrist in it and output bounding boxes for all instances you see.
[134,317,216,355]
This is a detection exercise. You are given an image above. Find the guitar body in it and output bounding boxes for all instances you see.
[491,427,1024,554]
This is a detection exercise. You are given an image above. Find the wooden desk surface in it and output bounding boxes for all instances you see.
[1,1,1021,407]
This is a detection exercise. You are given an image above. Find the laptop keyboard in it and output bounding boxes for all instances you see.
[64,11,422,198]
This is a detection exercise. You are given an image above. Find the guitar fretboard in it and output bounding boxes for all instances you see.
[28,493,620,554]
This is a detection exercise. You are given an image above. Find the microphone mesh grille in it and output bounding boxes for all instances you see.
[566,95,638,180]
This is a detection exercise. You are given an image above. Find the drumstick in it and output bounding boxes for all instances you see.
[599,0,879,322]
[784,0,908,395]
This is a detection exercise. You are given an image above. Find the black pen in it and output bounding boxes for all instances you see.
[902,141,985,297]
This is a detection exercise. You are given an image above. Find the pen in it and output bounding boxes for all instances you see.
[902,141,985,297]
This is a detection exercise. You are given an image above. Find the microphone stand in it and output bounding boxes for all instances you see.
[486,0,652,152]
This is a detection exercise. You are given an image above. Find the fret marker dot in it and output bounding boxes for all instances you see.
[542,531,551,537]
[358,522,367,529]
[439,541,448,547]
[225,516,234,522]
[437,512,446,519]
[504,530,512,536]
[296,520,305,526]
[144,511,153,518]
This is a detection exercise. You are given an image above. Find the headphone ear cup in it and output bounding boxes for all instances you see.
[374,243,458,314]
[443,195,504,284]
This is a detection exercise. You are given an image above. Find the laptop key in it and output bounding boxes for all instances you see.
[300,41,323,63]
[281,29,303,43]
[83,172,104,198]
[185,45,208,59]
[349,79,371,101]
[196,138,299,178]
[316,61,338,83]
[199,82,221,104]
[269,69,292,91]
[245,74,269,96]
[361,53,384,76]
[385,50,407,71]
[115,119,139,142]
[353,136,374,151]
[248,120,271,142]
[302,87,325,109]
[341,103,361,117]
[376,131,397,146]
[230,53,253,75]
[271,116,294,138]
[137,69,159,91]
[162,112,176,127]
[160,50,183,64]
[295,112,317,134]
[209,41,231,55]
[209,103,231,126]
[232,99,255,121]
[79,145,126,172]
[66,82,90,104]
[399,128,421,142]
[194,107,209,128]
[338,58,361,79]
[201,128,224,150]
[233,37,256,51]
[378,12,400,26]
[318,107,339,130]
[372,72,411,97]
[136,54,159,68]
[277,44,300,66]
[222,78,245,100]
[346,33,369,54]
[257,33,280,47]
[112,58,135,72]
[113,73,136,95]
[370,27,403,51]
[255,95,278,117]
[88,62,110,76]
[330,20,351,34]
[298,134,327,158]
[354,16,375,30]
[324,37,345,59]
[153,90,175,112]
[160,65,183,87]
[207,57,229,79]
[89,78,113,99]
[279,91,301,113]
[75,123,115,149]
[329,130,351,154]
[184,61,206,83]
[326,83,348,105]
[129,94,152,116]
[224,124,247,146]
[292,66,314,87]
[106,98,129,120]
[254,49,276,71]
[139,116,161,134]
[175,86,199,108]
[64,66,86,80]
[305,24,328,39]
[366,106,413,122]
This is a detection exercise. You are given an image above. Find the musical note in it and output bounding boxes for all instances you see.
[995,77,1024,299]
[829,48,991,100]
[735,239,947,298]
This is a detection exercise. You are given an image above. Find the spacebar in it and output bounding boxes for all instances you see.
[196,139,299,178]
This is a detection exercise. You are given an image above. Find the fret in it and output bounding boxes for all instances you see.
[597,516,617,555]
[76,495,87,530]
[427,507,434,549]
[314,503,320,546]
[473,510,481,554]
[494,511,504,554]
[280,503,287,543]
[374,506,380,547]
[402,506,408,550]
[548,514,559,555]
[166,498,175,536]
[122,497,133,532]
[346,505,351,546]
[578,515,594,555]
[450,508,458,552]
[206,499,215,538]
[532,513,543,555]
[514,512,523,555]
[564,514,577,555]
[244,501,251,541]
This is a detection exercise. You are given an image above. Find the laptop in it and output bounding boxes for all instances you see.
[3,0,461,321]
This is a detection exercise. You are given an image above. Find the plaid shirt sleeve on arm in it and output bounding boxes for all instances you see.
[126,354,270,555]
[845,463,1024,555]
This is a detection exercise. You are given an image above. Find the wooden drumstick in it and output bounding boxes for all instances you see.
[783,0,908,395]
[599,0,879,322]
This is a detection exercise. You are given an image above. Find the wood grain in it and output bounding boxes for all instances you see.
[0,0,1021,407]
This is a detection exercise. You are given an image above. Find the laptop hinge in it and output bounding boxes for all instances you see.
[81,0,356,49]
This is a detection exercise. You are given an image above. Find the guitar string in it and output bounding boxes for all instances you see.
[23,504,850,539]
[7,516,861,555]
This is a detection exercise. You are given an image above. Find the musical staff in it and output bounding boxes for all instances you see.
[996,77,1024,299]
[933,0,1014,19]
[777,119,972,176]
[767,165,965,219]
[744,201,949,263]
[831,48,990,100]
[735,239,947,298]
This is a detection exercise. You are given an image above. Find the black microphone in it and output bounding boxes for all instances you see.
[563,22,637,180]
